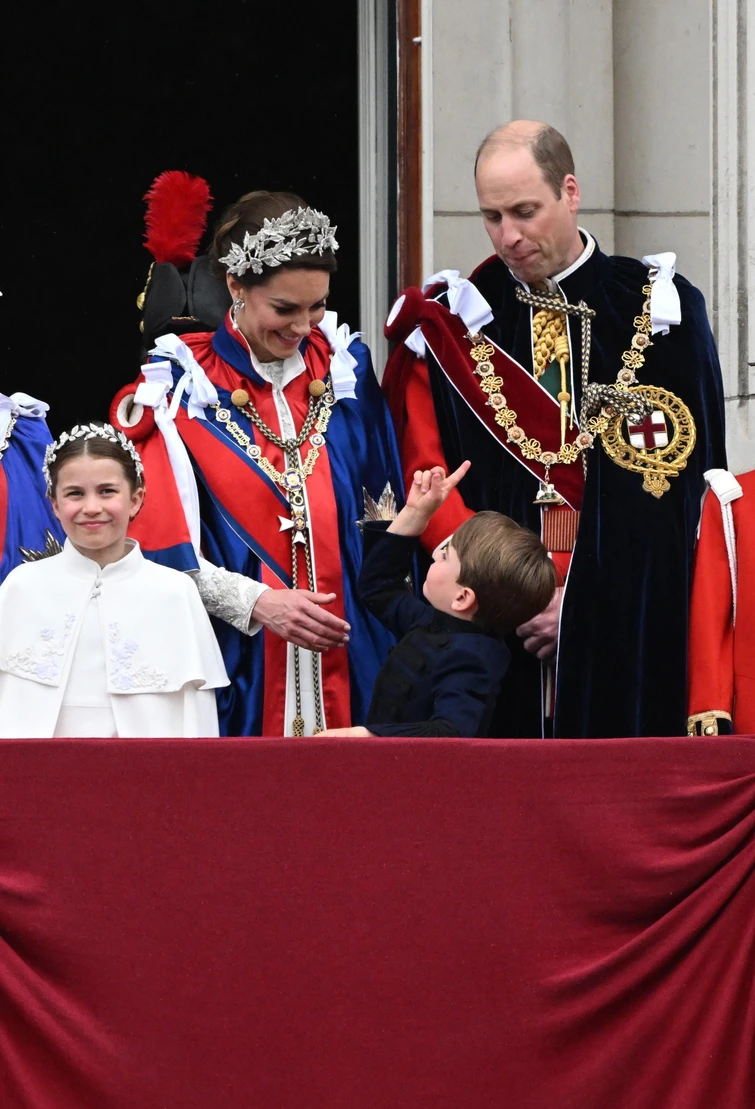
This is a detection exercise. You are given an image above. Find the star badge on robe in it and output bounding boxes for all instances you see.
[279,515,307,544]
[19,530,64,562]
[356,483,397,531]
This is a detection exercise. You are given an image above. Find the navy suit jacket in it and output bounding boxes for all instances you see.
[360,524,510,737]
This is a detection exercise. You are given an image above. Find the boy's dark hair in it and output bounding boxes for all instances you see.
[451,511,557,636]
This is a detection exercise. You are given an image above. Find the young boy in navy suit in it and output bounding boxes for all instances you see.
[320,462,556,738]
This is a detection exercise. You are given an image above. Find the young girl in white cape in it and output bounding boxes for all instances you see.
[0,423,228,738]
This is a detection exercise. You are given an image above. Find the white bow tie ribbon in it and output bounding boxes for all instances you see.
[0,390,51,445]
[704,468,744,507]
[148,333,219,420]
[133,360,174,412]
[703,468,744,622]
[405,327,428,357]
[404,270,495,357]
[421,270,494,334]
[133,338,213,557]
[318,310,360,400]
[641,253,682,336]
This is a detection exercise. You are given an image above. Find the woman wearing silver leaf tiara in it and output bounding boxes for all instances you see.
[111,184,404,737]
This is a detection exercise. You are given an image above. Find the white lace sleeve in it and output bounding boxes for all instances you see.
[192,558,269,636]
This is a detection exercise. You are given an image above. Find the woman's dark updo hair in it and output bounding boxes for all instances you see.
[49,426,144,498]
[209,190,338,289]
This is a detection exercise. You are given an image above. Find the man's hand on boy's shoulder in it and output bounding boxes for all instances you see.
[516,586,563,660]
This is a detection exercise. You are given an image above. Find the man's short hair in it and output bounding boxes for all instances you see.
[474,124,575,199]
[451,511,557,636]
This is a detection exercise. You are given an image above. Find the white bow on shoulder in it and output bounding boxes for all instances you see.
[0,390,51,446]
[318,311,361,401]
[404,270,495,357]
[641,253,682,336]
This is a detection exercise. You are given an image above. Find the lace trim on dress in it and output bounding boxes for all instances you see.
[194,563,266,636]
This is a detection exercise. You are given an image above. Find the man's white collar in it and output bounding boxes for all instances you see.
[510,227,596,291]
[547,228,596,287]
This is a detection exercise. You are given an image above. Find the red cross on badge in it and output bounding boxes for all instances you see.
[626,410,669,450]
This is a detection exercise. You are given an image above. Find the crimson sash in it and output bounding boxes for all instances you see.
[386,289,585,511]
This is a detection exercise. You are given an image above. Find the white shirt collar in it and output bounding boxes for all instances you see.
[510,227,596,292]
[250,348,306,390]
[546,227,596,288]
[61,538,144,580]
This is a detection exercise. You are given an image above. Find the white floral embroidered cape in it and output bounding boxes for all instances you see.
[0,540,229,738]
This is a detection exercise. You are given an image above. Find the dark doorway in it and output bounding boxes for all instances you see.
[1,5,360,434]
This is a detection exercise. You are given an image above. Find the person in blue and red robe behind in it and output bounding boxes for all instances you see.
[111,181,403,737]
[382,121,727,739]
[0,392,64,581]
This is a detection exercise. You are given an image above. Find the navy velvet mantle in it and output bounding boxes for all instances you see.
[427,244,727,737]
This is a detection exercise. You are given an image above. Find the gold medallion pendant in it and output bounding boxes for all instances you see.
[598,384,696,498]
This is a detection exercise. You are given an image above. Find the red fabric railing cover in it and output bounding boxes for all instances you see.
[0,736,753,1109]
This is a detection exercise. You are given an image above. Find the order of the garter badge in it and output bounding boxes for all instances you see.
[598,384,696,498]
[585,277,696,498]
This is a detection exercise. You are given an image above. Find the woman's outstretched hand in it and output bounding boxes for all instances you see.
[252,588,350,651]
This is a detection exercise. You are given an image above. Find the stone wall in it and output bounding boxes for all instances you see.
[426,0,754,472]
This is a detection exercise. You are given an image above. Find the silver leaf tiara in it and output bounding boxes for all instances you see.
[218,206,339,277]
[43,423,144,495]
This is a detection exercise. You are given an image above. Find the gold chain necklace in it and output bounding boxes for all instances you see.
[468,284,672,503]
[213,380,335,540]
[212,377,336,734]
[464,325,595,504]
[514,275,692,500]
[581,279,696,497]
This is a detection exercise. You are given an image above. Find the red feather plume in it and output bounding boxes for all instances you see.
[143,170,213,266]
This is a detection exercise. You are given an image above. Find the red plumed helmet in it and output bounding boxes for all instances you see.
[143,170,213,266]
[136,171,231,348]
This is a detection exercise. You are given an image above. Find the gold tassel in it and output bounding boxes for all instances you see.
[554,334,571,447]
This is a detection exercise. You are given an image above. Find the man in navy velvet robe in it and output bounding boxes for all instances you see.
[382,120,727,738]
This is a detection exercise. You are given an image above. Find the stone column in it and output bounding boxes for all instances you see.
[426,0,755,470]
[613,0,711,302]
[430,0,615,278]
[711,0,755,472]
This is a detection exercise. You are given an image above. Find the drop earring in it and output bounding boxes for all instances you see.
[231,297,245,330]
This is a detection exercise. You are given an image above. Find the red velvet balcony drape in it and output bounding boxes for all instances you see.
[0,736,753,1109]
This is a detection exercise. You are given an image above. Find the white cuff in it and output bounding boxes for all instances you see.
[193,558,269,637]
